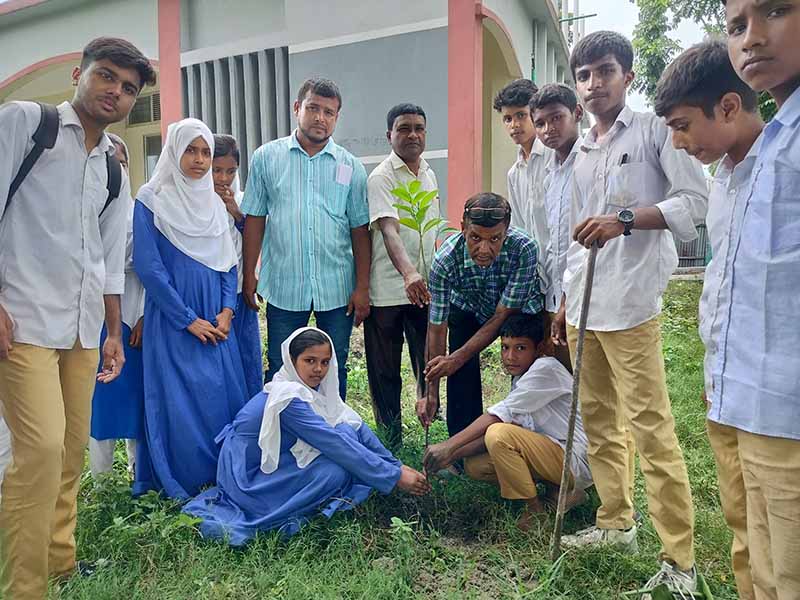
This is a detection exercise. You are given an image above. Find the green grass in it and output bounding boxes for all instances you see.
[55,280,738,599]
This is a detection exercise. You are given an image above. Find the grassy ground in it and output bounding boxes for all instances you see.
[55,280,738,599]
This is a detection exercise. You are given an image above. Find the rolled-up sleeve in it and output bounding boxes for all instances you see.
[428,250,452,325]
[99,172,129,294]
[654,120,709,242]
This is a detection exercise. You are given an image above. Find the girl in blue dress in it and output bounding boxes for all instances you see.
[132,119,248,500]
[211,134,263,399]
[183,327,430,545]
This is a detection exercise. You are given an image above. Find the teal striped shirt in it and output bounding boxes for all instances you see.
[241,132,369,311]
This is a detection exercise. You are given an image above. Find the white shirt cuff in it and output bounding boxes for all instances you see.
[656,198,699,243]
[103,273,125,295]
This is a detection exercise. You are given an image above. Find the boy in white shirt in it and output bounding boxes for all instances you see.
[423,313,591,531]
[552,31,708,597]
[0,37,155,598]
[654,37,764,600]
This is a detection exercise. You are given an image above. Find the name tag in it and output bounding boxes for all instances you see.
[336,163,353,186]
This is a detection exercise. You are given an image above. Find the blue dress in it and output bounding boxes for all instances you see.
[231,219,263,399]
[90,323,144,440]
[183,393,402,545]
[132,202,249,499]
[233,294,262,398]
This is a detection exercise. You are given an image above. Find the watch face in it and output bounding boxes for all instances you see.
[618,209,635,224]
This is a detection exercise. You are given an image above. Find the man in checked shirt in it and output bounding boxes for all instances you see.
[416,192,543,439]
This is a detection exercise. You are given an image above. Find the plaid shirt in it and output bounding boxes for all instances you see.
[428,227,543,325]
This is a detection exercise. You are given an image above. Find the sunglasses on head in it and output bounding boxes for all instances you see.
[463,206,510,223]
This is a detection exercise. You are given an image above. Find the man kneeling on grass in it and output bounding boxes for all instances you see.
[422,313,592,530]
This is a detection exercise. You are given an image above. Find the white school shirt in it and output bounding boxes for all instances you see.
[710,87,800,441]
[562,106,708,331]
[367,151,440,307]
[121,201,146,330]
[697,153,756,395]
[507,139,552,291]
[487,357,592,490]
[542,137,581,313]
[0,101,129,349]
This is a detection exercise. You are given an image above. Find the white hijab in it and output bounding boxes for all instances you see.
[137,118,238,272]
[223,173,245,293]
[257,327,363,474]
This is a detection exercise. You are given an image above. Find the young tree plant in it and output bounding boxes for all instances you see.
[391,179,454,280]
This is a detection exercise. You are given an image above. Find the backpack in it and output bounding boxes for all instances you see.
[2,102,122,220]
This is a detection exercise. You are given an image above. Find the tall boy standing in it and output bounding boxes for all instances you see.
[0,38,155,598]
[717,0,800,596]
[654,38,764,600]
[493,79,551,264]
[554,31,708,596]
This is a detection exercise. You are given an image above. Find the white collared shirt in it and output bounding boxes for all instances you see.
[367,151,440,307]
[0,101,129,349]
[710,87,800,441]
[697,153,755,395]
[542,137,581,312]
[562,106,708,331]
[487,357,593,490]
[507,138,552,290]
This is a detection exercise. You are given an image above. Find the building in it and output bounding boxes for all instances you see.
[0,0,582,221]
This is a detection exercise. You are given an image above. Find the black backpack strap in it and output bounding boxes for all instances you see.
[3,102,59,217]
[100,152,122,217]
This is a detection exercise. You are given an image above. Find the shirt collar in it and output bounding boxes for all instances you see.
[289,129,336,157]
[57,101,114,155]
[546,136,582,171]
[389,150,429,175]
[515,138,546,166]
[581,105,634,151]
[773,85,800,128]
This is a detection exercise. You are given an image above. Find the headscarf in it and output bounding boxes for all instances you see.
[137,118,238,272]
[224,173,245,293]
[257,327,363,474]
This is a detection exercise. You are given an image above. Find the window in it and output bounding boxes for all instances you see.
[144,135,162,181]
[128,93,161,126]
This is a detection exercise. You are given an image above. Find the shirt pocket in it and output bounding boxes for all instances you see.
[322,180,350,224]
[770,164,800,253]
[606,162,656,210]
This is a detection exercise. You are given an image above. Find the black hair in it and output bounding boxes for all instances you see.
[80,37,156,90]
[296,78,342,111]
[463,192,511,227]
[106,132,128,161]
[569,30,634,77]
[654,39,758,118]
[493,79,539,112]
[386,103,427,131]
[289,330,331,362]
[499,313,545,345]
[529,83,579,114]
[213,134,240,163]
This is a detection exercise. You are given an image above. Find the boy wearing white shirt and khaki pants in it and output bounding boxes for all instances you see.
[552,31,708,597]
[0,38,154,599]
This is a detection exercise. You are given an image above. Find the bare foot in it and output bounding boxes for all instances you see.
[516,497,547,531]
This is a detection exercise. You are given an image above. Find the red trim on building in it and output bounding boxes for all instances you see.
[0,0,49,16]
[157,0,182,137]
[447,0,484,225]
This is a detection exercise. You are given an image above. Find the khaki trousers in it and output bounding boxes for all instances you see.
[0,342,99,600]
[567,318,695,570]
[706,420,754,600]
[464,423,567,499]
[738,429,800,600]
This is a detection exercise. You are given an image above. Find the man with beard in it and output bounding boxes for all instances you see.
[241,79,370,400]
[0,37,155,598]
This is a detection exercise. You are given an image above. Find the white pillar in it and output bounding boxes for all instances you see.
[535,20,548,85]
[561,0,569,39]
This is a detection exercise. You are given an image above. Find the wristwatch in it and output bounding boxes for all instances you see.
[617,209,635,236]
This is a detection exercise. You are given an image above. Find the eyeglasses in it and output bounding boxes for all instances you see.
[463,206,511,222]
